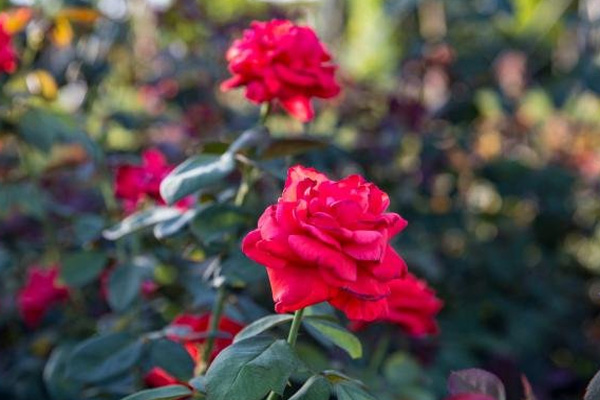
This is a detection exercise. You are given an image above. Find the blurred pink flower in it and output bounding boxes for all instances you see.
[17,265,69,327]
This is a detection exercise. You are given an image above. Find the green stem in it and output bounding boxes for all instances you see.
[368,328,391,374]
[266,309,305,400]
[260,102,272,125]
[201,284,227,371]
[286,308,304,347]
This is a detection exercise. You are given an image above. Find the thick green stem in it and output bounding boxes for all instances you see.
[286,308,304,347]
[266,309,305,400]
[201,284,227,371]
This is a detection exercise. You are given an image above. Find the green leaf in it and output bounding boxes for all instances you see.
[585,370,600,400]
[107,264,143,312]
[233,314,294,343]
[153,208,199,239]
[43,345,82,400]
[227,126,270,154]
[334,380,377,400]
[190,204,247,244]
[60,250,107,287]
[18,108,96,154]
[261,137,327,159]
[205,337,300,400]
[120,385,193,400]
[383,352,422,388]
[189,375,207,393]
[103,207,182,240]
[289,375,331,400]
[149,339,195,382]
[160,153,235,205]
[66,333,144,383]
[303,319,362,359]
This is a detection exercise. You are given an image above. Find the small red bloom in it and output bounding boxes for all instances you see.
[242,165,408,321]
[144,313,244,389]
[17,265,69,328]
[221,19,340,122]
[0,18,16,74]
[115,149,193,213]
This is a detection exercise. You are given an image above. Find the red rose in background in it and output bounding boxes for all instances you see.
[0,18,16,74]
[352,273,443,336]
[145,313,244,389]
[384,273,442,336]
[242,165,408,321]
[221,19,340,122]
[17,265,69,327]
[115,149,193,213]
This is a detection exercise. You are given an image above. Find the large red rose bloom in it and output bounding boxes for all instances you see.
[242,165,408,321]
[221,19,340,122]
[17,265,69,328]
[0,18,16,74]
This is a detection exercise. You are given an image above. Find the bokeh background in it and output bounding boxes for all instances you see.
[1,1,600,400]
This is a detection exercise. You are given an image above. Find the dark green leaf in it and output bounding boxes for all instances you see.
[585,370,600,400]
[205,337,300,400]
[189,376,206,393]
[60,251,107,287]
[149,339,195,382]
[107,264,143,312]
[43,345,82,400]
[303,319,362,359]
[120,385,193,400]
[190,204,247,244]
[160,153,235,205]
[289,375,331,400]
[153,208,199,239]
[66,333,143,383]
[261,138,328,159]
[233,314,294,343]
[334,380,377,400]
[103,207,182,240]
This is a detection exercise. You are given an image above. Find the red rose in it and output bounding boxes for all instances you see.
[221,19,340,122]
[17,265,69,328]
[144,313,244,389]
[115,149,193,213]
[0,18,16,74]
[352,273,443,336]
[242,165,408,321]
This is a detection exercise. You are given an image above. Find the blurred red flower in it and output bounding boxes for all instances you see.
[145,313,244,389]
[17,265,69,328]
[352,273,443,336]
[221,19,340,122]
[115,149,192,213]
[0,18,16,74]
[242,165,408,321]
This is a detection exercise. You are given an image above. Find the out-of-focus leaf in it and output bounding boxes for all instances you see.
[205,337,300,400]
[190,204,247,244]
[234,314,294,343]
[383,352,422,388]
[149,339,195,382]
[103,207,182,240]
[448,369,506,400]
[261,137,328,159]
[107,264,143,312]
[334,380,377,400]
[153,208,200,239]
[60,250,107,287]
[26,70,58,100]
[17,108,95,155]
[160,153,235,205]
[66,333,143,384]
[303,319,362,359]
[585,370,600,400]
[44,345,82,400]
[227,126,270,154]
[120,385,192,400]
[289,375,331,400]
[188,376,206,392]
